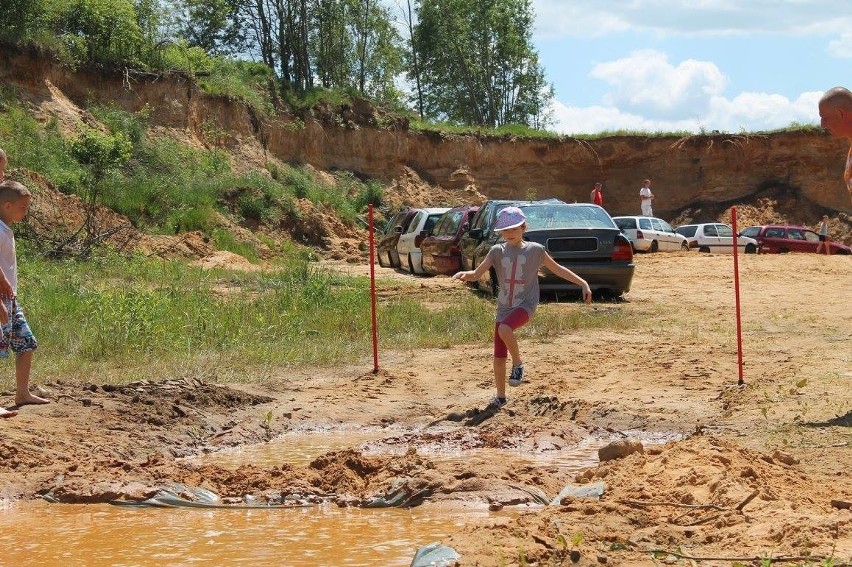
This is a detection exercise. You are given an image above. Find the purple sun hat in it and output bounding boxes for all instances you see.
[494,206,526,231]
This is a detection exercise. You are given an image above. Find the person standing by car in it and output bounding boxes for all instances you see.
[818,86,852,202]
[452,207,592,409]
[815,215,831,255]
[639,179,654,215]
[590,182,603,207]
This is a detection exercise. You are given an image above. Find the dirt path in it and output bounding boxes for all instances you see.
[1,252,850,565]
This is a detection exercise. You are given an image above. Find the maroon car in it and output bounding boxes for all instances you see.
[739,225,851,255]
[420,205,479,275]
[376,208,417,268]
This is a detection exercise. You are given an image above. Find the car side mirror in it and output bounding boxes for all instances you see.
[468,228,483,239]
[462,222,470,231]
[419,229,430,237]
[394,226,402,233]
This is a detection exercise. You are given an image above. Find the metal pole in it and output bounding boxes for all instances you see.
[731,207,744,385]
[368,205,379,372]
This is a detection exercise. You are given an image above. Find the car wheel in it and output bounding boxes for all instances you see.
[699,246,711,253]
[650,240,659,253]
[745,244,757,254]
[408,253,416,275]
[680,241,689,251]
[779,248,789,254]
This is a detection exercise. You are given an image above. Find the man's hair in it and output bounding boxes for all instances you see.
[820,87,852,110]
[0,180,32,204]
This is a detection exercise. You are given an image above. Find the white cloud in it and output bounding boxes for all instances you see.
[532,0,852,38]
[827,32,852,57]
[550,90,822,135]
[590,51,727,119]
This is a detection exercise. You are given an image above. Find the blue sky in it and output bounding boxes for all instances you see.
[531,0,852,135]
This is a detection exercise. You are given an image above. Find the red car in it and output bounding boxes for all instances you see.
[420,205,479,275]
[739,225,851,254]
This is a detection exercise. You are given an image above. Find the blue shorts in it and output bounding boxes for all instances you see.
[0,299,38,357]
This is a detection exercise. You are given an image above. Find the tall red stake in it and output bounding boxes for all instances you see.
[368,205,380,373]
[731,207,744,385]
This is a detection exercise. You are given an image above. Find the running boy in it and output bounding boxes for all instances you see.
[0,180,49,417]
[452,206,592,408]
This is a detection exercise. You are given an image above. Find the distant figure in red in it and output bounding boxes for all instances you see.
[590,182,603,207]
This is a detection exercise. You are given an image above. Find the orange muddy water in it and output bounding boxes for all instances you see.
[0,432,632,566]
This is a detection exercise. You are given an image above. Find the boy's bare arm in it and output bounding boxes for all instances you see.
[543,253,593,303]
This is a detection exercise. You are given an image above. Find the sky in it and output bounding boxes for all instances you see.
[531,0,852,135]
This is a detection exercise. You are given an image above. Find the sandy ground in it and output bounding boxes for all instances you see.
[1,252,850,566]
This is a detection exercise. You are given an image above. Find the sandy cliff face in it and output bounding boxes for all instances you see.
[2,49,850,221]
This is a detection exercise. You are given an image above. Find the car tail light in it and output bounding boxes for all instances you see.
[611,235,633,261]
[636,230,644,239]
[688,240,698,248]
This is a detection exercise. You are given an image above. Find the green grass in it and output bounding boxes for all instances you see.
[2,249,636,386]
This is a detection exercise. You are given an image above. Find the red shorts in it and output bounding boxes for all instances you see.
[493,308,530,358]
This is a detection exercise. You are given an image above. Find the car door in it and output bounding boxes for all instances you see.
[657,218,681,250]
[397,211,425,268]
[420,212,449,274]
[701,224,721,251]
[784,228,811,253]
[716,224,737,252]
[650,218,674,250]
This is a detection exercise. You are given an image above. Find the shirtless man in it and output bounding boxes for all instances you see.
[818,87,852,200]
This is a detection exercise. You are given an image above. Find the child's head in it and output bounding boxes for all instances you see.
[494,206,526,235]
[0,180,33,225]
[0,149,7,182]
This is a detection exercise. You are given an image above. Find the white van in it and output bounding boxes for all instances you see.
[612,216,689,252]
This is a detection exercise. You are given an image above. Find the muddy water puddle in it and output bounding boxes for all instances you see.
[0,429,679,565]
[0,500,490,566]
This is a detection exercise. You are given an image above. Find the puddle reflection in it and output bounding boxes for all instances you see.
[0,500,490,566]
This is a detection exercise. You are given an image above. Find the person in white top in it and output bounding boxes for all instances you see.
[815,215,831,255]
[639,179,654,216]
[0,179,49,417]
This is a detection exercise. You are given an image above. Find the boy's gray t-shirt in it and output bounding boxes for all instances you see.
[485,241,546,321]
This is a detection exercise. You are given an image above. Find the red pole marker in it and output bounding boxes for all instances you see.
[368,204,380,373]
[731,207,744,385]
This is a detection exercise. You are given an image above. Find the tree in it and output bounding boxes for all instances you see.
[412,0,552,128]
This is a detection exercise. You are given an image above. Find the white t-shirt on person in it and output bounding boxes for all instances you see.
[0,220,17,294]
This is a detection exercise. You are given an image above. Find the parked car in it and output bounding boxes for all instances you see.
[674,223,758,254]
[420,205,480,275]
[612,215,690,252]
[376,208,417,268]
[459,199,634,296]
[397,207,451,274]
[739,225,852,255]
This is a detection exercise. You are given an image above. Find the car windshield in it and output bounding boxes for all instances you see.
[521,204,615,230]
